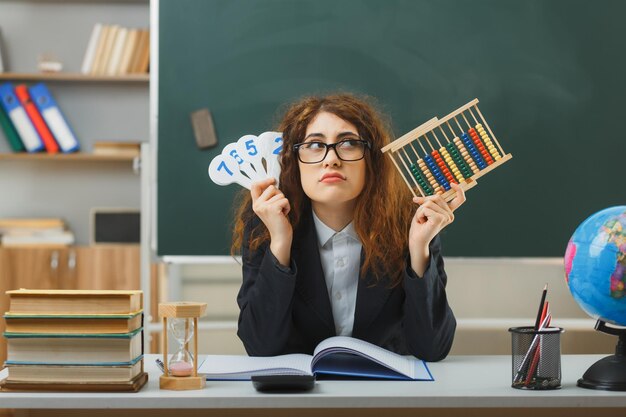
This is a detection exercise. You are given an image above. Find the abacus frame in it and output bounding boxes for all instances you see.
[381,99,512,202]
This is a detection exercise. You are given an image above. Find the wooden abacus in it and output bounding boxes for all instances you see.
[381,99,512,202]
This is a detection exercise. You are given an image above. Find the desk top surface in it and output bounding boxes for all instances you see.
[1,354,626,409]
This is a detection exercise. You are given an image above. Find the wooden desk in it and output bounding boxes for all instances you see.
[2,354,626,417]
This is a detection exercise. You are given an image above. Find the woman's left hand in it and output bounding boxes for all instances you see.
[409,182,466,276]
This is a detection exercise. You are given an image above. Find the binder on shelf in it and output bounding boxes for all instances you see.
[0,100,25,152]
[14,84,59,154]
[0,83,44,153]
[81,23,103,75]
[28,83,79,153]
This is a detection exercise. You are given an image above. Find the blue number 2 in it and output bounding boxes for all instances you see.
[272,137,283,155]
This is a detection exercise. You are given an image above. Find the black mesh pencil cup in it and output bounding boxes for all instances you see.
[509,326,564,390]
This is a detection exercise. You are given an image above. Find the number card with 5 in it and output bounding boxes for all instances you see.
[208,131,283,190]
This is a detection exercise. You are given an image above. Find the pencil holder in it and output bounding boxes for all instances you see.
[509,326,564,390]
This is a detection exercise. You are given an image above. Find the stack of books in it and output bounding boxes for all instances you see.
[81,24,150,76]
[0,82,80,154]
[0,218,75,247]
[1,289,147,392]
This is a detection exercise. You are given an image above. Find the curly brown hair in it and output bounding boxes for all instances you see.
[231,93,414,287]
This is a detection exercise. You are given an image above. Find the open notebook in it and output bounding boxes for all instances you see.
[198,336,433,381]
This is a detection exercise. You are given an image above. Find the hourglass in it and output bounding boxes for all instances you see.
[159,301,207,390]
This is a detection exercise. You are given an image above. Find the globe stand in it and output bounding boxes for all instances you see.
[578,320,626,391]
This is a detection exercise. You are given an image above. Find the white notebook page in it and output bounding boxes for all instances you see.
[198,354,312,379]
[312,336,430,380]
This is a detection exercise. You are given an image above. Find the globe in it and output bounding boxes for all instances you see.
[564,206,626,326]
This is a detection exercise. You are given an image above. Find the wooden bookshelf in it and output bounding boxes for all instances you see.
[0,153,139,162]
[0,72,149,83]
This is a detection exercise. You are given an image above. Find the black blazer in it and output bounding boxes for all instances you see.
[236,210,456,361]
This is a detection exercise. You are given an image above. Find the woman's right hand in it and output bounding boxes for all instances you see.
[251,178,293,266]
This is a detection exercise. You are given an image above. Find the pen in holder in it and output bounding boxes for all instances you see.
[509,326,564,390]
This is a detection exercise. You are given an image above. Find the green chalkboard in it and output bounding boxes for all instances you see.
[158,0,626,257]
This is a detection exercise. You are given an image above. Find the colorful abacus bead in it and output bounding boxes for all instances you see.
[460,132,487,170]
[418,159,442,194]
[475,123,501,160]
[431,150,458,184]
[445,142,472,179]
[468,127,494,165]
[424,155,451,191]
[409,163,434,196]
[453,137,479,175]
[439,146,464,182]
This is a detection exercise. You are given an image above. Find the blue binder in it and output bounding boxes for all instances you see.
[28,83,80,153]
[0,82,44,152]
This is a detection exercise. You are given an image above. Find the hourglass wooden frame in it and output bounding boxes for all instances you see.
[159,301,207,390]
[381,98,512,202]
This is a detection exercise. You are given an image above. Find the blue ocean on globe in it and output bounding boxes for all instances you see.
[564,206,626,326]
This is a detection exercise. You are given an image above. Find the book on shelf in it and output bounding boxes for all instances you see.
[129,29,150,74]
[14,84,59,153]
[81,23,103,75]
[89,24,110,76]
[135,29,150,73]
[198,336,434,381]
[6,289,143,315]
[106,27,128,76]
[0,82,44,152]
[0,217,72,247]
[0,217,65,232]
[1,229,75,247]
[4,311,143,334]
[4,328,143,366]
[97,25,119,76]
[0,101,25,152]
[118,29,139,75]
[28,83,80,153]
[93,140,141,157]
[82,24,149,76]
[4,360,143,384]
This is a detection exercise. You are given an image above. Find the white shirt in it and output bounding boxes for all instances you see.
[312,210,362,336]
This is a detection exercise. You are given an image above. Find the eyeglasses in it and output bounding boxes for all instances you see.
[293,139,371,164]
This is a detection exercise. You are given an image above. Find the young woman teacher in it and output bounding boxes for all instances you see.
[232,93,465,361]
